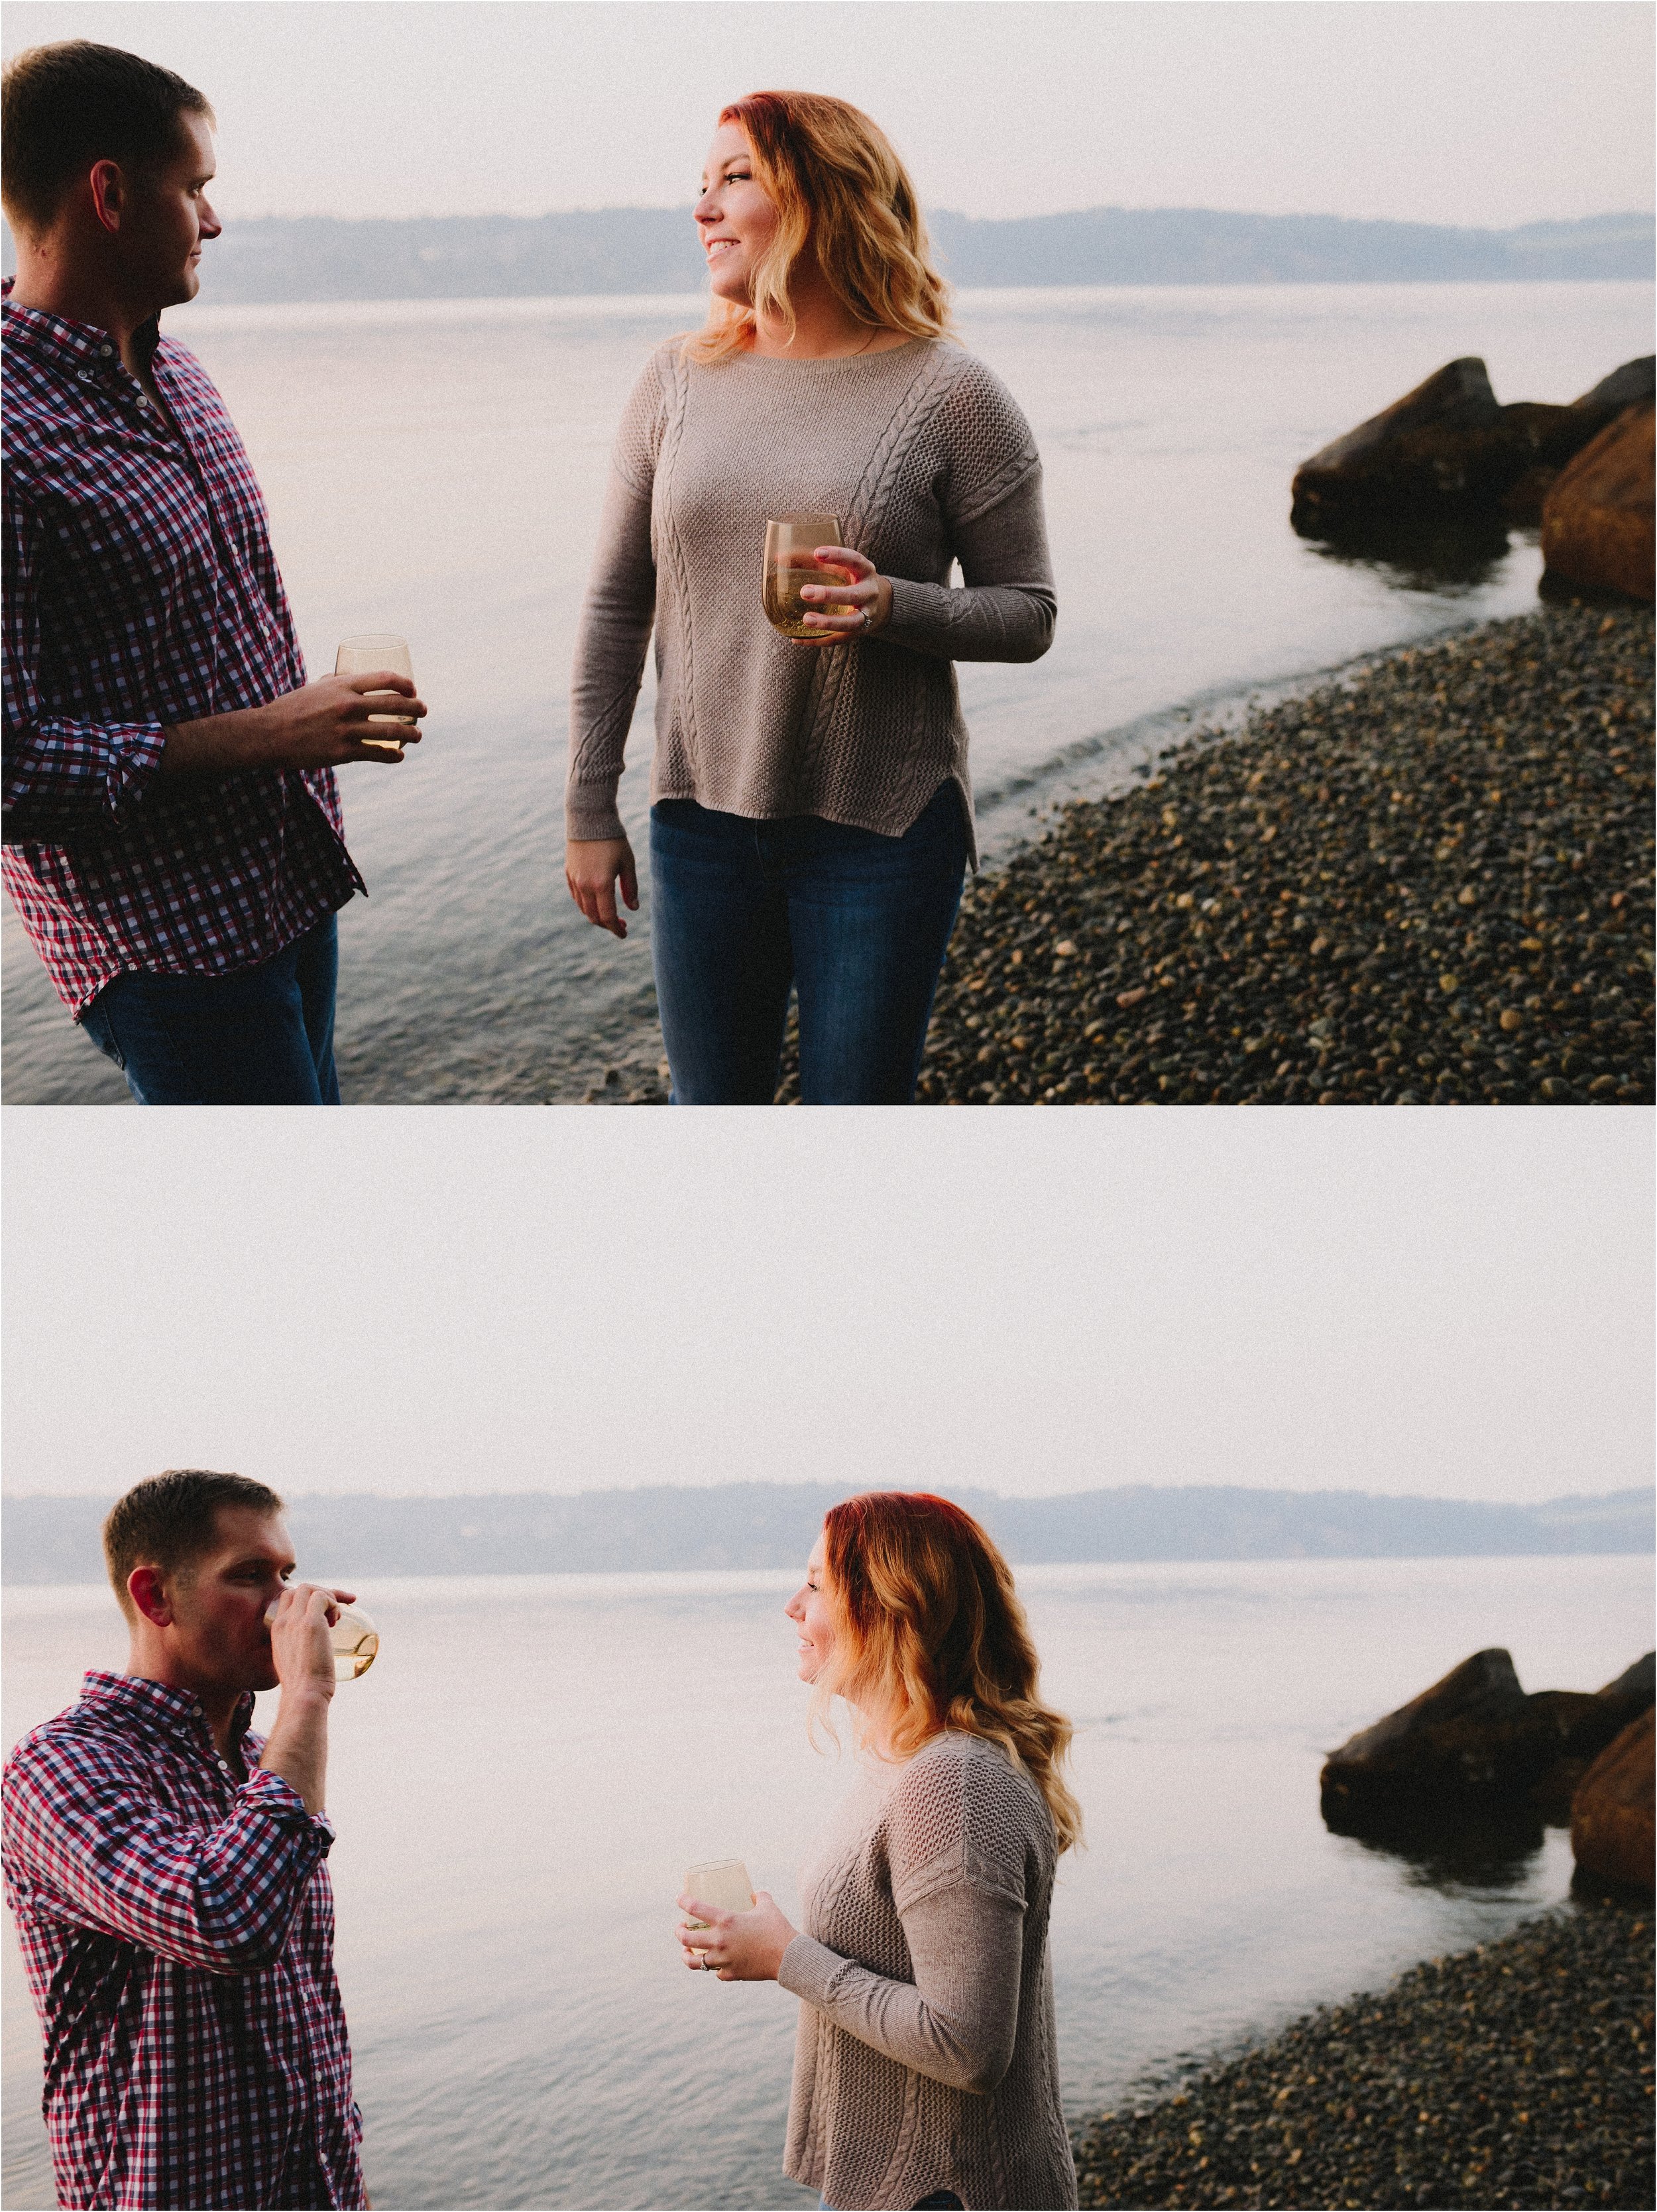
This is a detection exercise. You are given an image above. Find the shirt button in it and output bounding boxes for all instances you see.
[137,396,150,410]
[76,369,92,381]
[99,343,114,357]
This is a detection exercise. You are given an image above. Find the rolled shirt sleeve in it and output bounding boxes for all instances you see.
[3,1738,335,1977]
[3,485,169,841]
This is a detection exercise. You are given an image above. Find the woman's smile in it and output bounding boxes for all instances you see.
[785,1541,836,1682]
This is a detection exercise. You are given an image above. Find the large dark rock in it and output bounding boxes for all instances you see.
[1530,1652,1657,1820]
[1573,356,1657,417]
[1320,1647,1656,1829]
[1599,1651,1656,1705]
[1571,1710,1654,1894]
[1505,359,1657,524]
[1540,402,1656,601]
[1292,359,1503,530]
[1292,354,1657,533]
[1321,1647,1534,1821]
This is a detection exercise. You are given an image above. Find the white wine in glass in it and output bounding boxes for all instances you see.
[682,1858,756,1965]
[335,634,416,754]
[265,1599,380,1682]
[763,517,854,643]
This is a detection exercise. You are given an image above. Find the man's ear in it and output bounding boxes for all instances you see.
[87,158,128,236]
[128,1564,174,1628]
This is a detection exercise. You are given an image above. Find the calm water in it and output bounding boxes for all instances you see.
[3,279,1652,1104]
[3,1553,1649,2209]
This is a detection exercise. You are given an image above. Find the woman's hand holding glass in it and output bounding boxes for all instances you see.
[795,546,892,642]
[676,1887,797,1981]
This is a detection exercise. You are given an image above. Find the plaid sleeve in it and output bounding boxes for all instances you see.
[3,1735,334,1977]
[2,476,168,839]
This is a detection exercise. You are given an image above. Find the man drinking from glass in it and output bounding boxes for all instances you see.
[1,1469,368,2209]
[1,40,426,1103]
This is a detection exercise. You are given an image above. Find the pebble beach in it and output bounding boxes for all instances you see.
[872,602,1652,1107]
[1069,1903,1654,2211]
[605,601,1652,1106]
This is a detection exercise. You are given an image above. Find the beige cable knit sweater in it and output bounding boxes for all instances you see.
[776,1730,1079,2212]
[566,338,1056,858]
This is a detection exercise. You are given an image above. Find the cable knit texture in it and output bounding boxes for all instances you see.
[566,339,1055,858]
[777,1730,1078,2211]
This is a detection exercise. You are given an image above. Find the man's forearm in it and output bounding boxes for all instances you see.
[258,1685,332,1815]
[161,703,276,774]
[162,674,425,775]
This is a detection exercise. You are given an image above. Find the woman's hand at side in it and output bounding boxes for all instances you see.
[565,837,639,938]
[676,1889,797,1981]
[797,548,893,642]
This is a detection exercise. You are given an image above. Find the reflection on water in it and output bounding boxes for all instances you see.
[1293,509,1521,593]
[1325,1795,1550,1891]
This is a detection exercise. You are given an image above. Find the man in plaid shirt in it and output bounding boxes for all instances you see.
[2,40,427,1103]
[3,1469,371,2211]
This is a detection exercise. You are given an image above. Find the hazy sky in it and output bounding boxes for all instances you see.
[3,1112,1650,1506]
[3,2,1651,227]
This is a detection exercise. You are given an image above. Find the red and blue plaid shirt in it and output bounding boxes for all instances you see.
[3,1672,367,2211]
[2,291,363,1015]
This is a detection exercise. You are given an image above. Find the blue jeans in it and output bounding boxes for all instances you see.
[80,915,343,1105]
[648,784,968,1105]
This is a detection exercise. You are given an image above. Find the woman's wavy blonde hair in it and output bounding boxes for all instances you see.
[813,1491,1084,1854]
[687,90,953,364]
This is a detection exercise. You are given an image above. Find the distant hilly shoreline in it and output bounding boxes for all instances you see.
[4,1482,1649,1584]
[5,207,1648,302]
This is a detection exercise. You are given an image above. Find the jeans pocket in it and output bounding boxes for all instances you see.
[79,1000,126,1071]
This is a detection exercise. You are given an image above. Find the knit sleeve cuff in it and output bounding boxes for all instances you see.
[777,1932,850,2007]
[565,784,629,843]
[878,575,957,654]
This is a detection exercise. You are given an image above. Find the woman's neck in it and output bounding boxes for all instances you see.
[746,265,912,362]
[856,1694,922,1765]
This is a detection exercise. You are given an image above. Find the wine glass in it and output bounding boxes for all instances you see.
[681,1859,755,1967]
[327,1604,380,1681]
[265,1598,380,1682]
[335,633,416,754]
[763,517,854,644]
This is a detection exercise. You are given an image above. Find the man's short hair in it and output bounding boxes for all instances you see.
[1,40,214,234]
[103,1470,284,1621]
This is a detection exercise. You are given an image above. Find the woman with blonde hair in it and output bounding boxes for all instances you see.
[676,1492,1082,2210]
[565,92,1056,1103]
